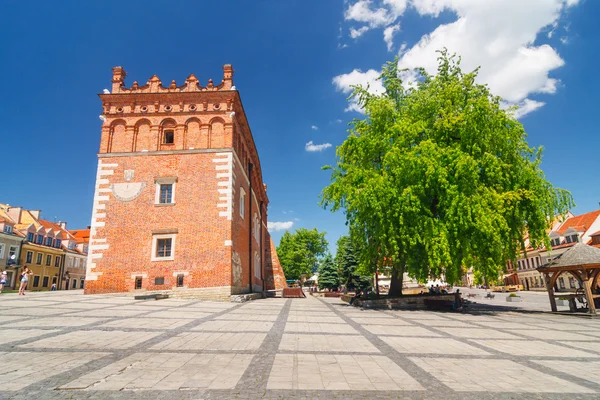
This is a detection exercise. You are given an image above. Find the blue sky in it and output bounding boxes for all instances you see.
[1,0,599,253]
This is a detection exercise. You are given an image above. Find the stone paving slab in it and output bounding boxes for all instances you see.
[557,341,600,354]
[410,357,593,393]
[0,328,61,345]
[59,352,254,390]
[510,329,600,341]
[141,310,214,319]
[0,351,109,391]
[268,354,424,391]
[191,320,274,332]
[363,325,442,337]
[284,322,359,334]
[381,337,488,355]
[2,317,108,328]
[532,360,600,386]
[63,309,149,318]
[286,315,346,324]
[23,330,162,350]
[349,317,414,326]
[216,313,279,321]
[151,332,267,351]
[100,317,192,330]
[279,333,380,353]
[436,327,523,339]
[471,339,597,357]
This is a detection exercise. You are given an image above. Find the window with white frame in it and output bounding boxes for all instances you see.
[36,253,42,264]
[239,188,246,219]
[151,233,176,261]
[0,243,4,259]
[75,258,80,268]
[36,235,43,244]
[8,245,17,261]
[45,237,52,246]
[45,255,51,266]
[565,234,579,244]
[3,225,12,233]
[26,251,33,263]
[55,256,61,267]
[55,239,62,248]
[550,237,561,247]
[154,177,177,205]
[68,242,75,250]
[27,232,34,242]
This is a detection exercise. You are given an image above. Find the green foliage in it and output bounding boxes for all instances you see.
[335,234,372,291]
[276,228,328,280]
[318,253,340,290]
[320,49,573,287]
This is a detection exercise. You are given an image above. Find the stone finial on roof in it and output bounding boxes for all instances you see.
[112,66,127,93]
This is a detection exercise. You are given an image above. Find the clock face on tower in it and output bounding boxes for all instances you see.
[110,182,146,202]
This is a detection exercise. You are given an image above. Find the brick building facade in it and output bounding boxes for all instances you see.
[84,65,286,299]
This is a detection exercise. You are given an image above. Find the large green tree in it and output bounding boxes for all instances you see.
[277,228,328,280]
[318,253,340,290]
[321,50,573,296]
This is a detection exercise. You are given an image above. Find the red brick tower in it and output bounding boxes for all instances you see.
[85,65,286,299]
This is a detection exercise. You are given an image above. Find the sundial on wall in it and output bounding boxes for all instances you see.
[110,170,146,202]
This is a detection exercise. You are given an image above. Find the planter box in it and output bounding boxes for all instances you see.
[506,296,522,302]
[556,299,570,307]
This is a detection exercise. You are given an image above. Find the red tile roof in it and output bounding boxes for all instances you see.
[70,229,90,244]
[556,210,600,235]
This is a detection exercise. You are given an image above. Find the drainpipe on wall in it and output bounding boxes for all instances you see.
[260,200,264,293]
[248,162,253,294]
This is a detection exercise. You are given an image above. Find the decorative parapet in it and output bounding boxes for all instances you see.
[108,65,234,94]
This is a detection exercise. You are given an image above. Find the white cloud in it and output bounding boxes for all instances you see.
[332,69,385,113]
[336,119,343,123]
[512,99,546,119]
[311,125,319,130]
[350,26,370,38]
[383,24,401,51]
[268,221,294,232]
[337,0,580,116]
[345,0,396,27]
[305,141,333,152]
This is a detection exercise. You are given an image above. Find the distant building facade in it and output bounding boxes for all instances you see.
[84,65,286,299]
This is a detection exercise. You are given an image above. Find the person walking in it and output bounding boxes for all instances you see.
[0,271,7,293]
[18,267,32,296]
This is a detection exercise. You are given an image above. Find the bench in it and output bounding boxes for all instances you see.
[134,294,169,300]
[484,293,495,299]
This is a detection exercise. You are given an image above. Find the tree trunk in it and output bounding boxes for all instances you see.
[388,268,404,297]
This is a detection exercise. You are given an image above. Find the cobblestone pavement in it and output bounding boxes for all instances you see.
[1,291,600,399]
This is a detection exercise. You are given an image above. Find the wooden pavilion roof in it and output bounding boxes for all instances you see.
[537,243,600,272]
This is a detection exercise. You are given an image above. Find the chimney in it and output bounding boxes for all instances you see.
[60,221,67,230]
[112,66,127,93]
[7,206,22,223]
[30,210,41,220]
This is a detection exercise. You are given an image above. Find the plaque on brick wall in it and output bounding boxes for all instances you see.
[110,182,146,202]
[155,277,165,285]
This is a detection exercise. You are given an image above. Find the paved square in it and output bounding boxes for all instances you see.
[268,354,424,390]
[410,358,593,393]
[2,291,600,399]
